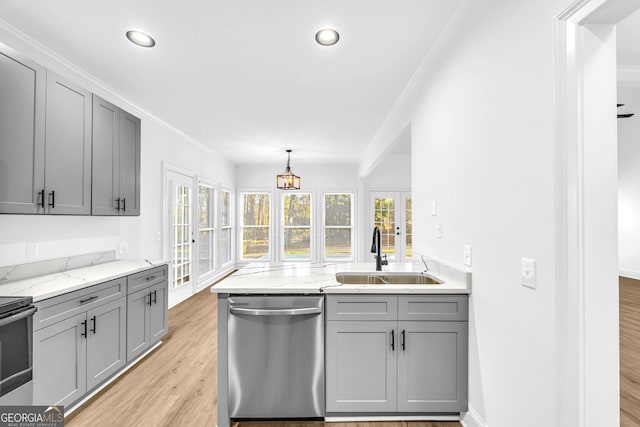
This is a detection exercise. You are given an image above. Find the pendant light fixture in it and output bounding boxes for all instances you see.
[276,150,301,190]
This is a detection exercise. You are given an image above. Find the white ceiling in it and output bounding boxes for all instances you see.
[0,0,463,165]
[618,8,640,67]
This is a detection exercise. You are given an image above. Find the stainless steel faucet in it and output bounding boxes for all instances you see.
[371,226,388,271]
[420,254,430,272]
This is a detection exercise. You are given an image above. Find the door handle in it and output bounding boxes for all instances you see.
[229,307,321,316]
[153,290,157,305]
[122,198,126,212]
[402,329,406,351]
[90,316,96,334]
[116,198,121,211]
[48,190,55,208]
[391,329,395,351]
[148,292,153,306]
[81,320,87,338]
[38,190,45,209]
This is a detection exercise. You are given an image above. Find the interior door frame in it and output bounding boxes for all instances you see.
[163,164,196,308]
[555,1,640,425]
[369,190,411,262]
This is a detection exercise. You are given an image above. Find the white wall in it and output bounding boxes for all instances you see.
[618,85,640,278]
[361,1,581,426]
[0,27,235,267]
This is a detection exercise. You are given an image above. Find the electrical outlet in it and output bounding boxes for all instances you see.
[431,200,437,216]
[156,231,162,241]
[435,222,442,238]
[521,258,536,289]
[26,243,38,259]
[118,242,129,255]
[463,245,472,266]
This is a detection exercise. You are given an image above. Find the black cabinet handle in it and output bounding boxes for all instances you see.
[146,276,156,281]
[402,330,406,351]
[38,190,45,208]
[116,198,121,211]
[81,320,87,338]
[80,295,98,304]
[391,329,395,351]
[122,198,126,212]
[148,293,153,306]
[48,190,55,208]
[90,316,96,334]
[153,290,157,304]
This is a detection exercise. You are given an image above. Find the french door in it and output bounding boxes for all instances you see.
[166,170,195,306]
[369,191,412,262]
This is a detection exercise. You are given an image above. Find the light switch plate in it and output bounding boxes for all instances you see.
[119,242,129,255]
[521,258,536,289]
[431,200,437,216]
[463,245,472,266]
[435,222,442,238]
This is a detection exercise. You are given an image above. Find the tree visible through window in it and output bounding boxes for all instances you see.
[324,193,352,260]
[198,184,215,278]
[241,193,270,259]
[220,189,233,264]
[283,193,312,260]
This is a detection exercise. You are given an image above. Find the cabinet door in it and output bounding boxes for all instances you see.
[0,45,45,214]
[91,95,119,216]
[149,281,168,342]
[326,321,397,413]
[33,313,87,407]
[118,110,140,216]
[397,321,468,412]
[86,298,126,390]
[126,287,151,362]
[44,71,92,215]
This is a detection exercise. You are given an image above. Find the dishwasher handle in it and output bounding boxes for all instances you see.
[230,306,322,316]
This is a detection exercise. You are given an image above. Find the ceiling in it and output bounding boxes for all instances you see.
[0,0,463,165]
[618,8,640,67]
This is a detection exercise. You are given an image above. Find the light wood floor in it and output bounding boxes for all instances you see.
[66,285,461,427]
[620,276,640,427]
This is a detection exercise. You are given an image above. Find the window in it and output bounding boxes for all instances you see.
[324,193,353,260]
[241,192,271,260]
[405,197,412,260]
[220,189,233,265]
[282,193,312,261]
[198,184,216,278]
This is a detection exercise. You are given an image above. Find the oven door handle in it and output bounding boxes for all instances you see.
[229,307,321,316]
[0,307,37,328]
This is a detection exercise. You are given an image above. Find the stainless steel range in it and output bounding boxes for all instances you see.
[0,296,37,405]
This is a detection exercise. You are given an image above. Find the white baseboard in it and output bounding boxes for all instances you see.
[460,405,488,427]
[619,269,640,281]
[325,415,459,422]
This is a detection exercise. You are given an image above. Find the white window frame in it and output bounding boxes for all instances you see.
[238,190,273,262]
[280,191,313,262]
[322,192,355,262]
[197,181,217,282]
[220,186,235,267]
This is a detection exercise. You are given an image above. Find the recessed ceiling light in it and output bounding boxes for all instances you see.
[315,28,339,46]
[126,30,156,48]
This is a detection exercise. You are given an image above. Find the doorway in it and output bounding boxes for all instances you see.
[165,169,196,306]
[369,191,412,262]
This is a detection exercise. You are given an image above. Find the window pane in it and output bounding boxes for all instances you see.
[199,230,214,276]
[221,190,231,226]
[243,226,269,259]
[325,228,352,259]
[283,228,311,260]
[283,194,311,226]
[199,186,215,228]
[243,194,270,226]
[221,228,232,264]
[325,194,351,226]
[374,197,396,260]
[406,197,412,260]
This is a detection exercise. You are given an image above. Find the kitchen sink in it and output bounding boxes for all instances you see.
[335,272,443,285]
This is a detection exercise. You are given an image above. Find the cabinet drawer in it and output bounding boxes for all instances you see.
[33,278,125,331]
[398,295,468,321]
[127,265,168,294]
[326,295,397,321]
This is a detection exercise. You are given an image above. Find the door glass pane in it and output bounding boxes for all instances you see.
[325,227,351,259]
[172,183,192,288]
[242,226,269,259]
[374,197,396,260]
[406,197,412,260]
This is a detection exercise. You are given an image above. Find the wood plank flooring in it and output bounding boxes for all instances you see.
[66,285,461,427]
[620,276,640,427]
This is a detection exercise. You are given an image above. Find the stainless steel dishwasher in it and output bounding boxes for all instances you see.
[227,295,324,419]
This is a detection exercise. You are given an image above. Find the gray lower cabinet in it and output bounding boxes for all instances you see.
[86,298,127,390]
[92,95,141,216]
[126,268,168,362]
[325,294,468,414]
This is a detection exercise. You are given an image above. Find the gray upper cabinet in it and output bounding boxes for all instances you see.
[44,71,92,215]
[92,95,141,216]
[0,44,46,214]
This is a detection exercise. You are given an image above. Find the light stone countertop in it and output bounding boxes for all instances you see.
[0,259,169,302]
[210,260,471,295]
